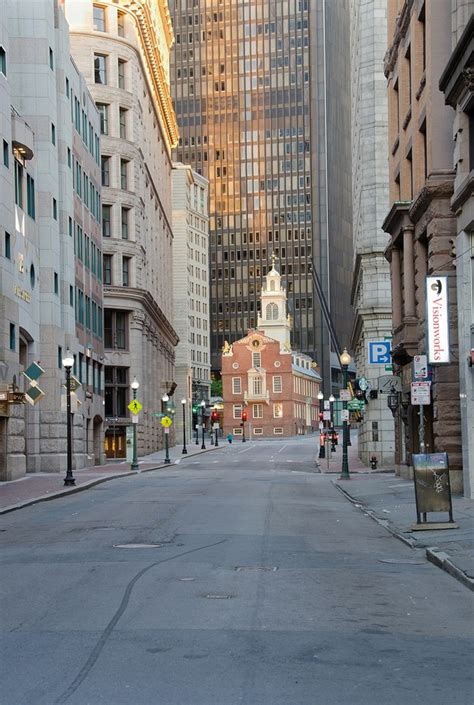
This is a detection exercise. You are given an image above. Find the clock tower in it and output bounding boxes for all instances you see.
[257,256,292,351]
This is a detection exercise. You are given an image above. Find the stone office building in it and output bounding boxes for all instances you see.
[64,0,179,457]
[383,0,462,490]
[0,0,104,479]
[440,6,474,498]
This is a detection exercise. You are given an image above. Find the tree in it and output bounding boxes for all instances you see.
[211,378,222,397]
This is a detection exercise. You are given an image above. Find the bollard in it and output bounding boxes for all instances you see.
[370,456,378,470]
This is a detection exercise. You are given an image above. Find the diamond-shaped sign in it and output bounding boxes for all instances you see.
[23,362,44,383]
[25,386,45,406]
[128,399,143,415]
[64,375,81,393]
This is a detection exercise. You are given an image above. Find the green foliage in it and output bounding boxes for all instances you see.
[211,378,223,397]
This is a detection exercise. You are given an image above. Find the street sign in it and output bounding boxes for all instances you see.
[340,389,351,401]
[131,414,138,424]
[323,400,330,410]
[0,391,7,402]
[161,415,173,428]
[413,355,428,380]
[378,375,402,393]
[213,422,220,430]
[128,399,143,415]
[341,409,349,422]
[348,399,365,411]
[411,381,431,406]
[7,391,26,404]
[368,340,391,365]
[323,410,331,421]
[64,375,81,393]
[358,377,368,391]
[25,386,45,406]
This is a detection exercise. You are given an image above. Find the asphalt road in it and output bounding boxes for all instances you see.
[1,437,473,705]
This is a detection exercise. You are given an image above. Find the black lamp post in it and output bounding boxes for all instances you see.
[162,393,171,463]
[131,376,140,471]
[181,398,188,454]
[318,390,325,459]
[329,394,336,451]
[63,349,75,486]
[200,400,206,450]
[213,406,219,447]
[340,348,351,480]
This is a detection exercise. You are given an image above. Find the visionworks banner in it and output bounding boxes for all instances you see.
[426,276,450,364]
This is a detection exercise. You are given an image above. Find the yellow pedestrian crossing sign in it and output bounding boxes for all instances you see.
[161,415,173,428]
[128,399,143,415]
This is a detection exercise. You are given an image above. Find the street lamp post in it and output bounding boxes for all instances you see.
[63,349,75,486]
[181,398,188,454]
[318,390,325,459]
[213,406,219,447]
[162,393,171,464]
[340,348,351,480]
[131,377,140,471]
[200,400,206,450]
[329,394,336,451]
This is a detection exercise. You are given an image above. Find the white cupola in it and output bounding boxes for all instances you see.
[257,255,291,351]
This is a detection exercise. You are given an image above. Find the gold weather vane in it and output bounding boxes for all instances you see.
[271,252,277,269]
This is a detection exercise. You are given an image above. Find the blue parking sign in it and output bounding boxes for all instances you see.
[368,340,391,365]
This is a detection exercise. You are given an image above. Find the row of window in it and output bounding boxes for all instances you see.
[13,160,36,219]
[101,155,131,190]
[232,427,284,436]
[70,90,100,165]
[72,155,101,222]
[74,224,103,281]
[75,287,103,337]
[93,4,126,37]
[96,103,130,140]
[232,374,282,395]
[232,403,283,420]
[73,351,102,395]
[103,253,132,287]
[102,203,131,239]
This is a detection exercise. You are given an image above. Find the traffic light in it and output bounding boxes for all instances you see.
[242,411,247,422]
[211,410,218,423]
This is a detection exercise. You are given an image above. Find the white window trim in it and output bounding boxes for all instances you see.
[233,404,242,419]
[232,376,241,394]
[273,375,282,393]
[253,403,263,419]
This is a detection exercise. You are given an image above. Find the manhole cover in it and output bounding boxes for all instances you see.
[235,566,278,572]
[378,558,425,565]
[113,543,165,549]
[202,593,235,599]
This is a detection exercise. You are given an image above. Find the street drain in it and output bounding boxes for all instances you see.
[235,566,279,572]
[113,543,165,549]
[202,593,235,599]
[378,558,426,565]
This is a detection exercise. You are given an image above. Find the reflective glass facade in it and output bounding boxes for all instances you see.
[170,0,352,381]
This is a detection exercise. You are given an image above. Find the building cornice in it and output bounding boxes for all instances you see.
[439,14,474,107]
[384,0,414,78]
[382,201,411,235]
[122,0,179,152]
[104,286,179,345]
[409,174,455,223]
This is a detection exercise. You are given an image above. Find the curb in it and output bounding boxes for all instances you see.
[333,480,473,591]
[0,445,223,515]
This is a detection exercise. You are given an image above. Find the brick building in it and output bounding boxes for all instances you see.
[221,265,321,439]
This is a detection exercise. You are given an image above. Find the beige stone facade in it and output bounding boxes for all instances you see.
[64,0,179,458]
[440,6,474,498]
[383,0,462,490]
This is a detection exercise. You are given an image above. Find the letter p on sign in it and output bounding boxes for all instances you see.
[368,341,391,365]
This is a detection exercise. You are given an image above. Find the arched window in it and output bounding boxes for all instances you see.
[266,302,278,320]
[270,279,275,291]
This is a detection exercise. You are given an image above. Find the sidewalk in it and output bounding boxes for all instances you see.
[334,472,474,591]
[0,441,222,515]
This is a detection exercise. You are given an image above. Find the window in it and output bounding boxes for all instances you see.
[103,254,112,284]
[104,366,129,417]
[94,54,107,84]
[3,139,8,167]
[233,404,242,419]
[121,207,129,239]
[232,377,241,394]
[97,103,108,134]
[252,351,261,368]
[49,47,54,69]
[101,156,110,186]
[93,4,106,31]
[273,403,283,418]
[3,230,11,262]
[253,403,263,419]
[9,322,15,351]
[51,123,56,145]
[104,309,128,349]
[0,46,6,76]
[252,376,262,396]
[122,256,130,286]
[119,108,127,138]
[233,427,243,436]
[102,204,111,237]
[54,272,59,294]
[52,197,57,220]
[273,427,283,435]
[14,160,23,208]
[266,302,278,320]
[118,59,126,89]
[253,428,263,435]
[26,175,35,219]
[273,375,282,393]
[69,285,74,306]
[117,11,125,37]
[120,159,128,189]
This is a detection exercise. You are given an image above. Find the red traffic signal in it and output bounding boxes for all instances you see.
[211,410,218,422]
[241,411,247,422]
[319,412,324,422]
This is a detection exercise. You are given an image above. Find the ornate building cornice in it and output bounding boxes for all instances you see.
[384,0,414,78]
[105,286,179,346]
[409,175,454,224]
[121,0,179,152]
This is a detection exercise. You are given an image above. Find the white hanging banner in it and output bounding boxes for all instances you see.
[426,276,450,364]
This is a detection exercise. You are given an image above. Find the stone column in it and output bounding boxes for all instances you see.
[391,248,403,329]
[403,225,415,318]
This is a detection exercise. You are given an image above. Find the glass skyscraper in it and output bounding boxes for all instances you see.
[170,0,352,386]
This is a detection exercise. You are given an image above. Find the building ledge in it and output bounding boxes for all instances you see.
[451,171,474,214]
